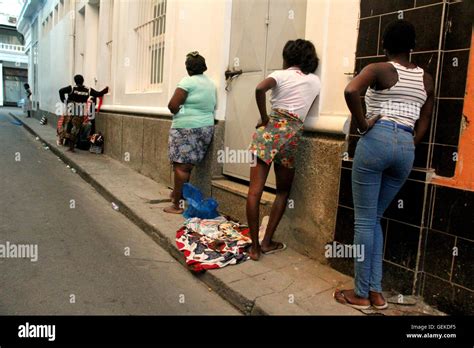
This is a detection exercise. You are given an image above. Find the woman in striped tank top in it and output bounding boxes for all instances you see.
[334,20,434,310]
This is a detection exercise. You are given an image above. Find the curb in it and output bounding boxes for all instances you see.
[9,112,267,316]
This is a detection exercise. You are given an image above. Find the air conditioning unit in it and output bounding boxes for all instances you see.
[8,17,17,24]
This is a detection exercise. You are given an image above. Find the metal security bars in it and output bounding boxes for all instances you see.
[134,0,167,91]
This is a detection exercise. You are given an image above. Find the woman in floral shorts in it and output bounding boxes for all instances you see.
[249,108,302,169]
[247,39,321,261]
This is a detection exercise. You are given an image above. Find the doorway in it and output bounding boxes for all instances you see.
[224,0,307,187]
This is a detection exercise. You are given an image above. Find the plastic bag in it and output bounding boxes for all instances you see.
[182,183,219,219]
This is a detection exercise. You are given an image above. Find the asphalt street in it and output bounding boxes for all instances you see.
[0,108,239,315]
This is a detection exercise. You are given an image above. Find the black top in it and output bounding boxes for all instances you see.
[59,85,108,104]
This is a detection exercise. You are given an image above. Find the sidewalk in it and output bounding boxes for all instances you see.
[6,107,443,316]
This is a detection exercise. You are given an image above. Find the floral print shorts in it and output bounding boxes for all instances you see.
[168,126,214,164]
[249,109,303,169]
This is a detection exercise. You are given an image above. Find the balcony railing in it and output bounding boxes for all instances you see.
[0,43,26,53]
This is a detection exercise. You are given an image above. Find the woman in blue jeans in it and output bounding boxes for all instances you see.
[334,20,434,310]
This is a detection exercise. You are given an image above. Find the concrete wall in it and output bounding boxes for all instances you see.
[278,133,345,262]
[190,120,226,197]
[95,112,171,184]
[94,112,225,195]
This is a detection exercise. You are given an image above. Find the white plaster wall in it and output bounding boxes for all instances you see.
[304,0,360,133]
[83,3,99,87]
[104,0,231,120]
[0,50,28,65]
[0,62,3,106]
[165,0,231,120]
[29,0,358,127]
[96,0,114,88]
[37,0,74,114]
[0,0,24,20]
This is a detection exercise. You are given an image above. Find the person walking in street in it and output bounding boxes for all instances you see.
[58,75,108,152]
[334,20,434,310]
[246,39,320,261]
[164,52,217,214]
[24,83,32,118]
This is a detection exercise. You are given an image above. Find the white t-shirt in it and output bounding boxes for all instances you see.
[268,67,320,121]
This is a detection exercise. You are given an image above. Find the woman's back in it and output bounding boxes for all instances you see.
[365,62,427,129]
[269,67,320,121]
[172,74,216,129]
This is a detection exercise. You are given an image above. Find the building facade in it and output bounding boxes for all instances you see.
[0,1,28,107]
[17,0,473,314]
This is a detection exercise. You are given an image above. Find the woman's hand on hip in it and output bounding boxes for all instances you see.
[360,115,382,133]
[367,115,382,129]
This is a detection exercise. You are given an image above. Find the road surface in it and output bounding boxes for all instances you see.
[0,108,239,315]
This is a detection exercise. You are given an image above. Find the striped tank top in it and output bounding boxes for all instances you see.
[365,61,427,129]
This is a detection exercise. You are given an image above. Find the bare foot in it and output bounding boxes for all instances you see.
[163,205,184,214]
[261,241,286,254]
[248,246,261,261]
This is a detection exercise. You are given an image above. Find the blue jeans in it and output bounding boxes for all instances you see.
[352,121,415,298]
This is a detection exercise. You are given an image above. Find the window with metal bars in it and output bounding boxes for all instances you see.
[134,0,167,91]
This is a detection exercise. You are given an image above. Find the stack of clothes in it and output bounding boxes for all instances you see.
[176,216,251,272]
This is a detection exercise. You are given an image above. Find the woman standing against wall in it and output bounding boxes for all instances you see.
[246,40,320,261]
[164,52,217,214]
[334,20,434,309]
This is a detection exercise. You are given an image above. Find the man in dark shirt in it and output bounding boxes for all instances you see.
[58,75,108,152]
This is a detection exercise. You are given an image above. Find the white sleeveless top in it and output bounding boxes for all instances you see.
[365,62,427,129]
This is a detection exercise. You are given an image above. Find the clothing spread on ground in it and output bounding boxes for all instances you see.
[176,216,251,272]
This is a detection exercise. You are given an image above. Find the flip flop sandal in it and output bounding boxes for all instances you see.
[369,292,389,309]
[333,289,371,310]
[372,301,388,310]
[262,242,287,255]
